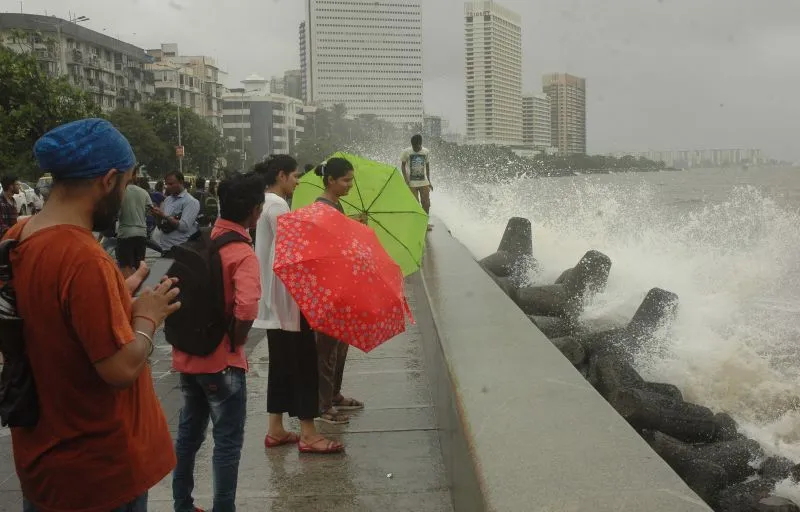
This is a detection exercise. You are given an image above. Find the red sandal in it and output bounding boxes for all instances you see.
[299,437,345,454]
[265,432,300,448]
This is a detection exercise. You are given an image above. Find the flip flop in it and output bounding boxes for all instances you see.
[299,437,345,454]
[264,432,300,448]
[332,397,364,411]
[318,408,350,425]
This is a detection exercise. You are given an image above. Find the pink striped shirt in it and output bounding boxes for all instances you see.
[172,219,261,374]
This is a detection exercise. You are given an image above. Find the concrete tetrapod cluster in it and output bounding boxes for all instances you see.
[479,217,800,512]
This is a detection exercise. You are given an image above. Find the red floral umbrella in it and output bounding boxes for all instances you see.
[273,201,413,352]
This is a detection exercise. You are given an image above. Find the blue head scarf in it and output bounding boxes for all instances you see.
[33,118,136,180]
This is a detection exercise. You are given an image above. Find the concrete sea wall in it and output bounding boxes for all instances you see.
[409,219,712,512]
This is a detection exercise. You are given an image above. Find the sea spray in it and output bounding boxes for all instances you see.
[431,169,800,469]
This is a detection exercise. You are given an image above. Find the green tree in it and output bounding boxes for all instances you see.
[0,44,100,180]
[139,101,225,177]
[106,108,170,171]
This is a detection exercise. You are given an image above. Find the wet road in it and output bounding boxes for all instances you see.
[0,290,452,511]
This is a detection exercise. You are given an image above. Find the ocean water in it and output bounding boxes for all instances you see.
[432,166,800,494]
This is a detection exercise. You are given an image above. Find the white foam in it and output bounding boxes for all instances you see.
[432,171,800,467]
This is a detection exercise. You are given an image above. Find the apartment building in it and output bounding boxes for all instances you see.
[0,13,155,112]
[146,43,226,131]
[542,73,586,155]
[522,93,552,149]
[222,75,305,164]
[465,1,523,146]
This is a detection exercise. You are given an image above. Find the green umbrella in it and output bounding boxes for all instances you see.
[292,152,428,276]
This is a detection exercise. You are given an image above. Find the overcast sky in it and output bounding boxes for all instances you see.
[10,0,800,160]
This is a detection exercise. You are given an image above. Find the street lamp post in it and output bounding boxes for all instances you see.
[160,63,185,173]
[177,102,183,173]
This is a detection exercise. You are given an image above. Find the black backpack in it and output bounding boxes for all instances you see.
[0,239,39,428]
[164,227,250,356]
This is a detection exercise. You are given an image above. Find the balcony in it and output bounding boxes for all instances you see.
[68,49,83,64]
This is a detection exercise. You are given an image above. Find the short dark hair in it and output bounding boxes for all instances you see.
[196,177,206,190]
[165,170,184,183]
[218,172,265,223]
[254,154,298,187]
[315,157,354,188]
[1,176,18,192]
[411,134,423,146]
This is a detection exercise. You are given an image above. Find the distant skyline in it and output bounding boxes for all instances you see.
[10,0,800,160]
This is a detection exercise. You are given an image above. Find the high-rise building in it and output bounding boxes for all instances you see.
[284,69,303,101]
[299,21,308,102]
[423,115,444,139]
[146,44,227,131]
[270,75,286,95]
[271,70,303,101]
[522,93,552,149]
[303,0,424,125]
[465,1,523,146]
[0,13,155,112]
[542,73,586,155]
[222,75,305,165]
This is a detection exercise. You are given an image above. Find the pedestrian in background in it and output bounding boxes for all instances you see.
[401,134,433,231]
[7,118,179,512]
[0,175,20,238]
[116,165,152,277]
[150,171,200,254]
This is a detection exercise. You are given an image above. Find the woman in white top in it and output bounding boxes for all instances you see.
[253,155,344,454]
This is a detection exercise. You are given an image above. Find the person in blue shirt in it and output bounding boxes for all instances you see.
[149,171,200,254]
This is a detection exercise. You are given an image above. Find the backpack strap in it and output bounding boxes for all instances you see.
[209,231,252,353]
[210,231,250,253]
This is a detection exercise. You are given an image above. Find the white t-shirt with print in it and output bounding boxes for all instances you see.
[401,147,431,187]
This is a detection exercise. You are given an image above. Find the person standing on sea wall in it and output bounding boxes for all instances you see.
[401,134,433,231]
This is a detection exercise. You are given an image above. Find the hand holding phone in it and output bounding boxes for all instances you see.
[134,258,175,297]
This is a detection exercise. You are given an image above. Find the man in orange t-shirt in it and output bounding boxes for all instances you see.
[171,172,263,512]
[7,119,180,512]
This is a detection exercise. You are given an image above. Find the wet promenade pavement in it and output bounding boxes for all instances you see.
[0,291,452,512]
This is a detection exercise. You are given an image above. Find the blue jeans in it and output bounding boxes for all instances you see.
[172,368,247,512]
[23,493,147,511]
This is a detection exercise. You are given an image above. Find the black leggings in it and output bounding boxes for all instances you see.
[266,318,319,420]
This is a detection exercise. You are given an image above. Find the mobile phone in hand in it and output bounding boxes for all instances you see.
[134,258,175,297]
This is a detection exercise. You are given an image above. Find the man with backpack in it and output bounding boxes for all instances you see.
[2,119,180,511]
[169,172,264,512]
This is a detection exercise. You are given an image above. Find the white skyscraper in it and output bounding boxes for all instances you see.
[304,0,424,126]
[465,1,523,146]
[522,93,552,149]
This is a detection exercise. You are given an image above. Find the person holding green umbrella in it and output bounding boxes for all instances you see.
[291,152,428,277]
[311,158,366,424]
